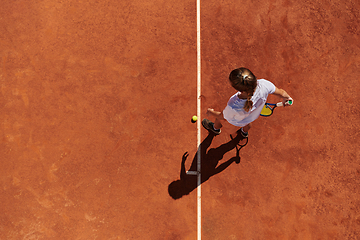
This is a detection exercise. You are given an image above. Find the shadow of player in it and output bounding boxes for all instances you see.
[168,132,248,200]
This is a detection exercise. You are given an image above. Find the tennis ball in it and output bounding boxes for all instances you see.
[191,115,198,123]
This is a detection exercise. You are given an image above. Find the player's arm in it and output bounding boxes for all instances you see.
[207,108,224,119]
[180,152,188,180]
[272,87,293,106]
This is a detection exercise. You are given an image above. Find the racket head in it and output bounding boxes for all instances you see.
[260,103,275,117]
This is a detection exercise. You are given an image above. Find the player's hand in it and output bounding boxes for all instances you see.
[283,97,293,107]
[182,152,189,163]
[207,108,214,115]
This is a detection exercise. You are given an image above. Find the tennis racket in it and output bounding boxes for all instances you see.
[260,100,293,117]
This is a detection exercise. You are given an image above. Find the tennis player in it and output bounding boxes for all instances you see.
[202,67,293,137]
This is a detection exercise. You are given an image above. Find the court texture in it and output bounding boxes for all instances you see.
[1,0,359,239]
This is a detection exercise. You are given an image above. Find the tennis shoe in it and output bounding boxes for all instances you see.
[239,128,248,138]
[202,119,221,135]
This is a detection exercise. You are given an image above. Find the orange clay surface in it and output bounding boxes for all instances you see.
[1,0,360,239]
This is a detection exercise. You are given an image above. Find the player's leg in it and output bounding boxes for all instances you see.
[206,108,225,129]
[214,112,225,130]
[239,123,251,138]
[242,123,251,133]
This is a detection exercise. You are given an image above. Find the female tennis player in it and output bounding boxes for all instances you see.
[202,67,293,137]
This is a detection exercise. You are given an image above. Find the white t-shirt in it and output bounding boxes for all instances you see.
[223,79,276,127]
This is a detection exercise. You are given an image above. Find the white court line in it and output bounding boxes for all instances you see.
[196,0,201,239]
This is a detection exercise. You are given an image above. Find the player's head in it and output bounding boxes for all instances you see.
[168,180,189,199]
[229,68,257,112]
[229,68,257,92]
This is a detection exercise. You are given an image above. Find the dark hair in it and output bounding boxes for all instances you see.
[229,68,257,112]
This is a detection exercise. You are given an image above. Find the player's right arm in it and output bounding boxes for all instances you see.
[273,87,293,106]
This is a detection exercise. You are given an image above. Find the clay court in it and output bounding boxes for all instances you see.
[1,0,360,239]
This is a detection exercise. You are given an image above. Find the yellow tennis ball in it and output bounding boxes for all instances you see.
[192,115,198,122]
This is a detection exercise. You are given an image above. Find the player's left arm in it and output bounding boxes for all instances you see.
[272,87,293,106]
[180,152,188,180]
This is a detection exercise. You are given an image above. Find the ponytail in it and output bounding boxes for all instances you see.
[244,97,253,112]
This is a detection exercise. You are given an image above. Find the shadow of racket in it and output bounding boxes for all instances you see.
[230,134,248,164]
